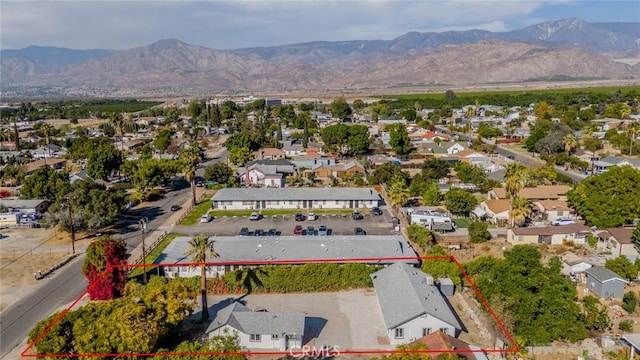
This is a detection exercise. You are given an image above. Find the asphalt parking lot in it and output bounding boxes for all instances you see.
[177,209,399,236]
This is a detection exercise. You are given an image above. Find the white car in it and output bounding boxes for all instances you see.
[307,212,317,221]
[551,217,575,226]
[200,214,213,223]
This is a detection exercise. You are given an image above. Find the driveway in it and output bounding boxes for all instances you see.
[206,289,392,351]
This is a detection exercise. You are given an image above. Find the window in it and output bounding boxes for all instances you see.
[422,328,431,336]
[271,334,279,340]
[289,200,295,205]
[242,201,253,205]
[394,328,404,339]
[557,211,564,216]
[440,327,448,335]
[250,334,261,342]
[323,200,327,205]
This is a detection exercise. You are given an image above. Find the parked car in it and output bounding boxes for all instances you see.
[352,211,364,220]
[196,181,204,187]
[354,227,367,235]
[267,228,278,236]
[170,205,181,211]
[293,225,303,235]
[372,207,383,216]
[551,217,576,226]
[295,213,306,221]
[239,227,249,236]
[307,212,317,221]
[200,214,213,223]
[253,229,265,236]
[318,225,328,236]
[249,212,263,221]
[306,226,315,235]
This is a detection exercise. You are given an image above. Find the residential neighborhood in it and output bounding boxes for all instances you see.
[1,87,640,360]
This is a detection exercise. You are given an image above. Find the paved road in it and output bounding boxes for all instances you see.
[0,150,228,358]
[436,126,587,183]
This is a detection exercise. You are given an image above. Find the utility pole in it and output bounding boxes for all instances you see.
[139,217,148,284]
[66,201,76,255]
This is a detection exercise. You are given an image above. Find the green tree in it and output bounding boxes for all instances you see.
[605,256,638,281]
[345,124,371,156]
[444,188,478,216]
[19,167,70,201]
[154,129,173,154]
[367,162,407,185]
[421,181,443,206]
[40,123,55,158]
[534,101,555,120]
[180,144,203,207]
[329,97,352,120]
[421,245,461,285]
[407,224,437,249]
[388,123,411,156]
[184,235,219,321]
[420,158,450,181]
[510,196,532,227]
[633,222,640,250]
[581,296,611,335]
[320,123,349,153]
[229,146,252,166]
[204,162,233,185]
[623,291,638,314]
[387,176,410,207]
[352,99,366,113]
[568,166,640,227]
[468,220,491,243]
[87,142,123,181]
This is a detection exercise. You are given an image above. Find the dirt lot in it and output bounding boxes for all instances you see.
[0,228,91,311]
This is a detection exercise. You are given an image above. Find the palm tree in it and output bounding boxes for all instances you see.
[110,112,124,150]
[0,128,8,142]
[504,162,525,179]
[40,123,54,158]
[505,170,528,199]
[184,235,219,321]
[510,195,531,228]
[387,178,410,208]
[562,134,578,155]
[627,122,639,155]
[180,144,203,207]
[235,267,266,295]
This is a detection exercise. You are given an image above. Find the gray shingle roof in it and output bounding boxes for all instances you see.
[212,187,381,202]
[371,263,462,330]
[585,267,629,283]
[155,235,418,265]
[206,302,305,335]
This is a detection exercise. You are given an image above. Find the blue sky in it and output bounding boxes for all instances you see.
[1,1,638,50]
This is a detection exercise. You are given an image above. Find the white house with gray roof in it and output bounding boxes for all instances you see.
[156,235,418,278]
[371,263,463,345]
[206,302,304,350]
[211,187,381,210]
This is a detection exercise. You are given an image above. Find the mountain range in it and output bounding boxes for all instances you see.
[1,18,639,98]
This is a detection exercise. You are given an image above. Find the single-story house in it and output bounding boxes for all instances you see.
[23,158,67,175]
[408,331,488,360]
[123,140,145,151]
[237,160,295,187]
[211,187,381,210]
[506,224,593,246]
[206,302,304,351]
[585,267,628,299]
[332,161,366,178]
[596,227,639,257]
[311,164,333,179]
[156,235,419,278]
[488,185,571,201]
[253,148,286,160]
[371,263,463,345]
[533,200,576,222]
[0,199,49,213]
[560,252,594,281]
[291,157,336,171]
[477,199,511,226]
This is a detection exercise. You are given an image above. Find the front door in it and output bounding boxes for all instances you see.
[349,200,354,208]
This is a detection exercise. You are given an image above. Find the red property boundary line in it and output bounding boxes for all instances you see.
[23,255,520,358]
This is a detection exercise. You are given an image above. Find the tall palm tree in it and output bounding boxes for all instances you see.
[504,162,525,179]
[184,235,219,321]
[110,112,125,150]
[0,128,8,142]
[505,170,528,199]
[627,122,639,155]
[235,267,266,295]
[180,144,203,207]
[510,196,531,228]
[562,134,578,155]
[40,123,54,158]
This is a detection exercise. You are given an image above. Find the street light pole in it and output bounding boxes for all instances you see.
[139,217,148,284]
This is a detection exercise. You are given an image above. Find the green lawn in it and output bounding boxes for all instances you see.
[180,201,213,225]
[128,233,184,278]
[454,217,496,228]
[210,208,361,217]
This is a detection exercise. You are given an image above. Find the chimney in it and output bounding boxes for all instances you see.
[245,166,250,185]
[425,275,434,286]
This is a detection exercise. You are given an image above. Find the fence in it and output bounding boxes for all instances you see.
[127,231,169,270]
